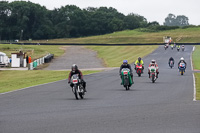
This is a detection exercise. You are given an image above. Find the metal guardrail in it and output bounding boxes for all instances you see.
[1,43,200,46]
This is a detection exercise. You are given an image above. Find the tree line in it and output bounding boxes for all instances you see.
[0,1,190,41]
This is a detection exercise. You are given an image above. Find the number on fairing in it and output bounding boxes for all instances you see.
[123,71,128,75]
[73,79,78,83]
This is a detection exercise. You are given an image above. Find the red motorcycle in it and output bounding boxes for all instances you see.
[136,63,143,77]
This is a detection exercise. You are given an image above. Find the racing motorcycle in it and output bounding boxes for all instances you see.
[164,45,168,50]
[179,63,186,75]
[148,66,157,83]
[171,45,174,50]
[182,45,185,51]
[177,47,180,51]
[169,60,174,69]
[136,63,143,77]
[121,68,133,90]
[71,74,85,100]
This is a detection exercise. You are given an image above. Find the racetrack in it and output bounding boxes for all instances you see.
[1,46,200,133]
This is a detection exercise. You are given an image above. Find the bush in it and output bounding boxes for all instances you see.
[139,26,180,32]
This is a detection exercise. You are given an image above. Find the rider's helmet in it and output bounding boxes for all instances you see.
[180,57,184,61]
[151,59,156,64]
[138,57,141,62]
[123,60,128,66]
[71,64,78,72]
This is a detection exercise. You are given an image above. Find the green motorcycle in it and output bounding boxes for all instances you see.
[121,68,133,90]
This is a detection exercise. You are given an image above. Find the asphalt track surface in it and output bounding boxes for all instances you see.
[1,46,200,133]
[45,46,104,70]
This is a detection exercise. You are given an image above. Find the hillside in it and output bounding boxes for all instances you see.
[29,27,200,44]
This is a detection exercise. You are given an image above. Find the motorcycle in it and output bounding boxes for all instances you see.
[148,66,157,83]
[171,45,174,50]
[177,47,180,51]
[121,68,133,90]
[71,74,85,100]
[179,63,186,75]
[136,63,143,77]
[169,60,174,69]
[164,45,167,50]
[182,45,185,51]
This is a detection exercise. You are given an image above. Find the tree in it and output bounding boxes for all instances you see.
[164,13,189,26]
[124,13,147,30]
[176,15,189,26]
[0,1,150,40]
[0,1,11,40]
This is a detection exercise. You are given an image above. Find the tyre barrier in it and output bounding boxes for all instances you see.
[44,54,54,63]
[28,53,53,70]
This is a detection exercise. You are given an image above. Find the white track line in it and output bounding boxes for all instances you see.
[0,73,96,95]
[191,46,196,101]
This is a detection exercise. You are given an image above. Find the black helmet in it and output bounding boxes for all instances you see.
[138,57,141,62]
[72,64,78,72]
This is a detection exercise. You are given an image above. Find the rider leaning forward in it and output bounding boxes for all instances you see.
[68,64,87,92]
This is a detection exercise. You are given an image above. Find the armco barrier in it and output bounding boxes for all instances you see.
[4,42,200,46]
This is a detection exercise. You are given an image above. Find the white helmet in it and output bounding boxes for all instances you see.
[180,57,184,61]
[151,59,156,64]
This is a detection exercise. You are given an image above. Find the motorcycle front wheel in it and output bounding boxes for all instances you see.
[152,74,155,83]
[74,86,79,100]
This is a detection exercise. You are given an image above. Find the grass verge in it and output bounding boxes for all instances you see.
[194,73,200,100]
[30,27,200,44]
[0,44,65,60]
[0,70,100,93]
[192,45,200,70]
[193,46,200,100]
[87,45,158,67]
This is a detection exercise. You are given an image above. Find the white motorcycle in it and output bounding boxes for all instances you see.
[71,74,85,100]
[148,66,157,83]
[182,45,185,51]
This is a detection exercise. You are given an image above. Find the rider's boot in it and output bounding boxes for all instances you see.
[83,87,87,92]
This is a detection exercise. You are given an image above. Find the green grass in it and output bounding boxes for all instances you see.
[87,45,158,67]
[193,46,200,100]
[0,44,65,60]
[195,73,200,100]
[0,70,100,93]
[31,27,200,44]
[193,45,200,70]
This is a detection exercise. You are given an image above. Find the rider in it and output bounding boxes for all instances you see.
[119,60,133,83]
[177,45,180,49]
[134,57,144,73]
[178,57,187,69]
[148,59,159,78]
[68,64,86,92]
[168,57,175,66]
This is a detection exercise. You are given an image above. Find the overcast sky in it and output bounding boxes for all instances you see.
[7,0,200,25]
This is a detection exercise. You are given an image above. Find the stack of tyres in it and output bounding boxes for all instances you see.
[44,54,54,63]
